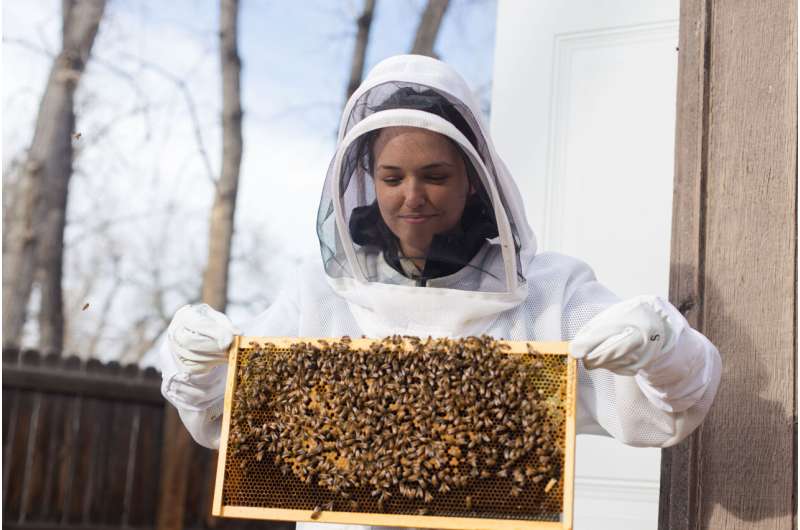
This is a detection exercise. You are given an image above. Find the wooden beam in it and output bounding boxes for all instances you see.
[2,364,163,404]
[661,1,797,529]
[659,1,711,526]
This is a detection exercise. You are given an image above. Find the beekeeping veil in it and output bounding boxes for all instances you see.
[316,54,537,338]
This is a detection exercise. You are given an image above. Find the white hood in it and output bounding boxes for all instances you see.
[316,54,537,337]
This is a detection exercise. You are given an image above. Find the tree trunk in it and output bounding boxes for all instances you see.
[2,0,106,351]
[158,4,244,530]
[410,0,449,58]
[346,0,377,100]
[201,0,244,312]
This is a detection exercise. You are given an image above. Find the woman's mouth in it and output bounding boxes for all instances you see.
[399,214,435,224]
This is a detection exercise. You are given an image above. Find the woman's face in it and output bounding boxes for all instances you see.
[372,127,470,261]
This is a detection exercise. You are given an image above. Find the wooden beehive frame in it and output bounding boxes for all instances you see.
[212,337,576,530]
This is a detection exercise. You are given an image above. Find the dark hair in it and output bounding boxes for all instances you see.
[348,86,498,280]
[357,87,479,174]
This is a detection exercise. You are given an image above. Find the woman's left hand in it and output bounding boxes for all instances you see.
[569,295,678,376]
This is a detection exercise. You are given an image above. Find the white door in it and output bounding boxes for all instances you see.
[491,2,679,529]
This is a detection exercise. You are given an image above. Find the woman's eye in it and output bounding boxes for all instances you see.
[425,175,448,183]
[381,176,402,185]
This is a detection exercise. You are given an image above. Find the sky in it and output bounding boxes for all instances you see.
[2,0,498,364]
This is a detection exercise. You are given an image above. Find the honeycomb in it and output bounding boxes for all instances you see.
[213,336,575,529]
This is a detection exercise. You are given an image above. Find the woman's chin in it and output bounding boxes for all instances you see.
[397,239,433,258]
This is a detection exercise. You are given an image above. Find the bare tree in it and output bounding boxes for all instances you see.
[410,0,450,57]
[200,0,244,312]
[2,0,106,352]
[159,5,244,527]
[346,0,377,100]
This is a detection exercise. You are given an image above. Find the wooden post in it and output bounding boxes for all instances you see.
[660,1,797,529]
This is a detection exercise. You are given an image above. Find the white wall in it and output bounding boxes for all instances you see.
[491,2,679,528]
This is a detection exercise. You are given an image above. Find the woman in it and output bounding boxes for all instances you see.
[160,54,721,528]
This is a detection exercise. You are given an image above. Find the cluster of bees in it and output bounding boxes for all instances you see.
[228,335,563,515]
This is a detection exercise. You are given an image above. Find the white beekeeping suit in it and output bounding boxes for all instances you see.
[160,54,721,530]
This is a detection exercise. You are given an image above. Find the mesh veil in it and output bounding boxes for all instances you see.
[317,81,526,291]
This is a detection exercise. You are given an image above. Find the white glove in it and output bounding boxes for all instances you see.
[569,295,678,376]
[167,303,240,375]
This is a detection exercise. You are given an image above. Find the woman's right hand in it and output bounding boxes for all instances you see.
[167,303,240,375]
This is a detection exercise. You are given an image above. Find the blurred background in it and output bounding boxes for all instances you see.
[5,2,794,530]
[3,0,497,366]
[2,1,683,529]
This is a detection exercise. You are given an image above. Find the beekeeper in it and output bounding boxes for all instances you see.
[160,54,721,526]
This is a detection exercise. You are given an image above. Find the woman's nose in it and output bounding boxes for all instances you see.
[403,179,427,209]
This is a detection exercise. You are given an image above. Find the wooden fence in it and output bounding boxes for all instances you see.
[2,348,291,530]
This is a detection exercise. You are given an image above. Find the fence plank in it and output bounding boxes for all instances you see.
[17,351,46,523]
[156,406,193,530]
[99,400,126,524]
[96,362,130,525]
[35,354,62,523]
[86,360,116,525]
[121,398,142,526]
[3,386,18,446]
[127,403,163,527]
[55,395,82,524]
[38,393,66,522]
[3,388,26,520]
[20,392,47,522]
[182,443,206,528]
[8,392,42,522]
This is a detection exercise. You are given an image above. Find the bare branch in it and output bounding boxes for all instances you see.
[2,36,57,59]
[94,50,218,186]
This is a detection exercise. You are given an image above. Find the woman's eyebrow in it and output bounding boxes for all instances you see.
[377,161,455,170]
